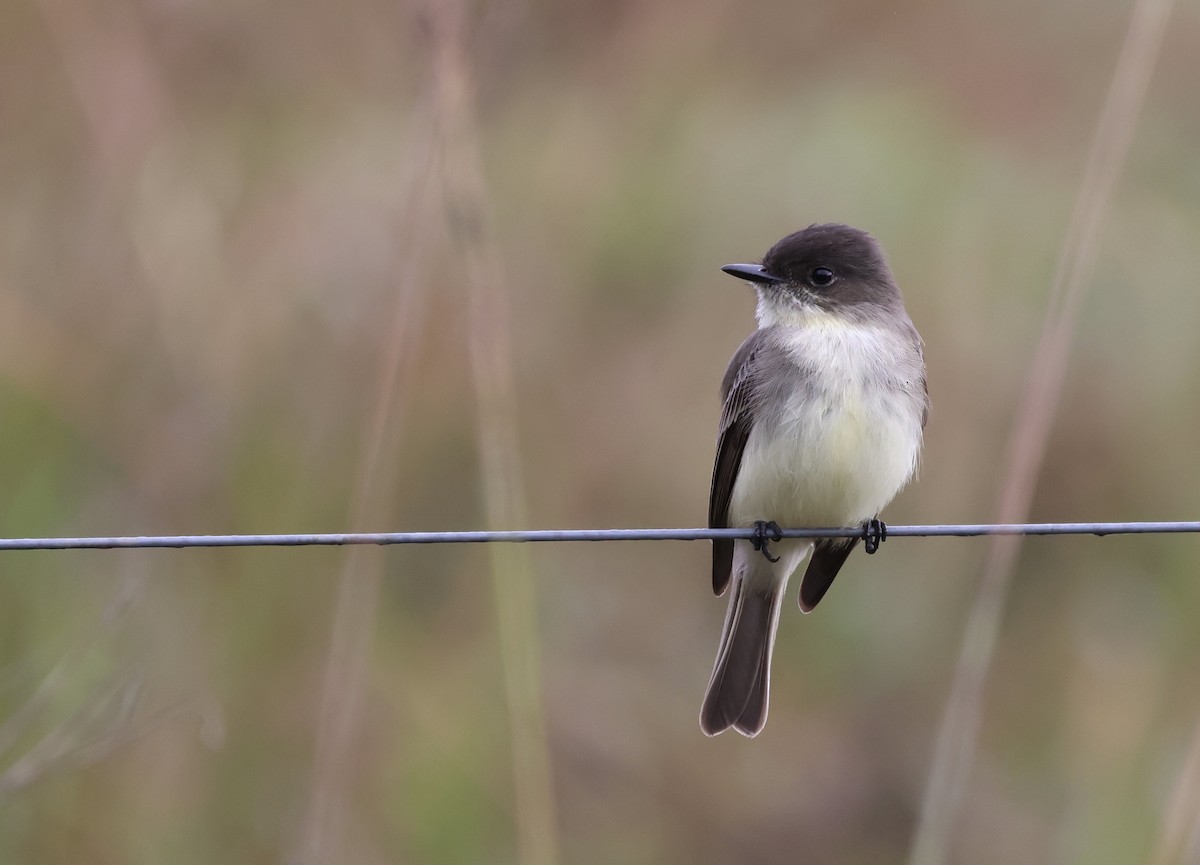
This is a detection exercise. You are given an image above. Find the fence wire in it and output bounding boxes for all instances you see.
[0,521,1196,551]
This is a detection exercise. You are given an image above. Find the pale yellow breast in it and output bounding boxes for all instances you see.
[728,314,922,528]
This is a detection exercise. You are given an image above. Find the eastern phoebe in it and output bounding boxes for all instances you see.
[700,223,928,737]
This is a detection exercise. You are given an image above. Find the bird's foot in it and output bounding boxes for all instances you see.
[751,520,783,563]
[862,519,887,554]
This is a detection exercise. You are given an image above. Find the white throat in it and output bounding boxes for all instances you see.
[755,289,842,330]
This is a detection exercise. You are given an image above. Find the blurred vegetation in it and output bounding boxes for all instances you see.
[1,0,1200,862]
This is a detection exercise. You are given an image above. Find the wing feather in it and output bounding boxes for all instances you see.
[708,330,774,595]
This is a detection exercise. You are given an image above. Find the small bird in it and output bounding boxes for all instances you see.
[700,223,928,737]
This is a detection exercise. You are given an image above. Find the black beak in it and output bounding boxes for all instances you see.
[721,263,783,285]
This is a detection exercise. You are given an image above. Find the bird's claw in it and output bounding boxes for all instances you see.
[751,520,783,563]
[862,519,887,554]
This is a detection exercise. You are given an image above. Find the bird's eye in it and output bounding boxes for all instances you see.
[809,267,835,287]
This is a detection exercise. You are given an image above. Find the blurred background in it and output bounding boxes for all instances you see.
[2,0,1200,862]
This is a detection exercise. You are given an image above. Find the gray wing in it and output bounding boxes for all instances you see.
[709,329,776,596]
[913,325,930,429]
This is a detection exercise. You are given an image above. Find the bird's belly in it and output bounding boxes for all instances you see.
[728,388,918,529]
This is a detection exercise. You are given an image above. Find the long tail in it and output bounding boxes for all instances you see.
[699,576,785,737]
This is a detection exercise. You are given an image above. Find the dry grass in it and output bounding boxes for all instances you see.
[908,1,1178,862]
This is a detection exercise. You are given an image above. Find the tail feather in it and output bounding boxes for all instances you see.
[699,579,784,737]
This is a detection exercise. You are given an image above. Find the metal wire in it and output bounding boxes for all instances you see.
[0,521,1197,551]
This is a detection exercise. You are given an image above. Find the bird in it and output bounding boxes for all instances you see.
[700,223,928,737]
